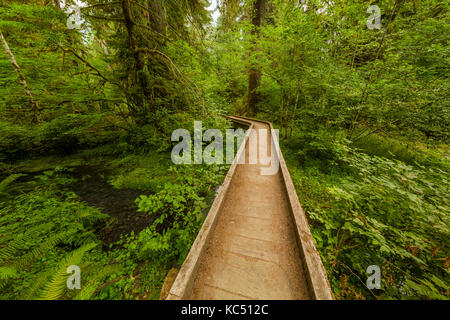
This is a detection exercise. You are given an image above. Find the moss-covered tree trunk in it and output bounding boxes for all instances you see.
[146,0,166,36]
[0,30,41,123]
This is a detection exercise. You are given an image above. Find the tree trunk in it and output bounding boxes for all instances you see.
[246,0,266,116]
[121,0,151,119]
[121,0,144,73]
[147,0,166,36]
[0,30,41,123]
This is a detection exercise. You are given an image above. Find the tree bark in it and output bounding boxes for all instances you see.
[121,0,151,117]
[120,0,171,123]
[146,0,166,36]
[246,0,266,116]
[121,0,144,72]
[0,30,41,123]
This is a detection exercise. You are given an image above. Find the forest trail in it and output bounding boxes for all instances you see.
[167,117,333,300]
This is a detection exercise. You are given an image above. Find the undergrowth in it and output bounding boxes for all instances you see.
[282,129,449,300]
[0,150,229,300]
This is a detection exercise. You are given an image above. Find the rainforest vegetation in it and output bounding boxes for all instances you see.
[0,0,448,300]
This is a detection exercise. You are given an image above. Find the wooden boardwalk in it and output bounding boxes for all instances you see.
[167,116,333,300]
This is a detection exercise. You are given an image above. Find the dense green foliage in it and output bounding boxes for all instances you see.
[0,157,228,299]
[0,0,448,300]
[283,133,448,299]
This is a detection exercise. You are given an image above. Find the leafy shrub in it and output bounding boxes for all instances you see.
[133,182,205,263]
[283,137,449,300]
[285,127,350,174]
[94,164,228,299]
[352,133,442,168]
[118,165,227,266]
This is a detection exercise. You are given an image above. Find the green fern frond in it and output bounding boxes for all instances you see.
[73,282,98,300]
[73,264,121,300]
[22,269,52,300]
[0,266,18,290]
[15,230,78,268]
[0,230,38,263]
[39,242,98,300]
[0,174,26,194]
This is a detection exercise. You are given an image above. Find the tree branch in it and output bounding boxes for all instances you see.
[57,45,120,88]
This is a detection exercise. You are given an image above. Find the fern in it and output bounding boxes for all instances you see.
[15,230,78,268]
[0,230,38,263]
[0,174,25,194]
[39,242,98,300]
[74,282,98,300]
[73,264,122,300]
[21,269,52,300]
[0,174,26,202]
[0,266,18,290]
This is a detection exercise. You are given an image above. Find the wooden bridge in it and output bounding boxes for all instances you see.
[166,116,333,300]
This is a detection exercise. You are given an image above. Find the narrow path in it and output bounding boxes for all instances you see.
[188,121,311,299]
[167,117,332,300]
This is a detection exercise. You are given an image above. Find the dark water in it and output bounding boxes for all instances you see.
[69,166,155,249]
[5,165,155,249]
